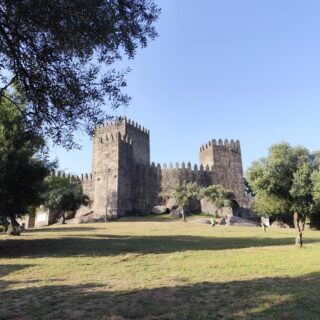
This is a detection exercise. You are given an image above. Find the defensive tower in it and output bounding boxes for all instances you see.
[91,118,150,218]
[78,119,249,221]
[199,139,247,207]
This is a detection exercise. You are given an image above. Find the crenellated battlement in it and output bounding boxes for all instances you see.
[97,131,134,145]
[124,117,150,135]
[71,119,249,220]
[80,173,93,181]
[94,117,150,136]
[50,169,96,184]
[150,162,214,172]
[199,138,241,152]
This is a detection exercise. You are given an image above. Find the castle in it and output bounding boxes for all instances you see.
[79,118,249,220]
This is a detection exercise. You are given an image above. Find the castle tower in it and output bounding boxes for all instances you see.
[91,119,150,219]
[199,139,248,207]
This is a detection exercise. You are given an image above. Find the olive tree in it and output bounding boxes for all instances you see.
[0,95,54,233]
[42,173,89,224]
[246,143,320,247]
[200,185,235,209]
[0,0,160,148]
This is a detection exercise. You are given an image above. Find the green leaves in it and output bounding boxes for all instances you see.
[172,182,234,210]
[246,142,320,217]
[42,173,89,219]
[0,1,160,148]
[173,182,200,208]
[311,171,320,203]
[200,185,235,209]
[0,96,54,220]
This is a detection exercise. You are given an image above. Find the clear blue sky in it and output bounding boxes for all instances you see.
[50,0,320,175]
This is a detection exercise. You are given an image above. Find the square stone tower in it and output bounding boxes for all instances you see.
[199,139,248,207]
[91,118,150,219]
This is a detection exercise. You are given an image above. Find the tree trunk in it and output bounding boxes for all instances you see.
[62,212,66,224]
[293,212,304,248]
[9,215,19,227]
[8,215,21,236]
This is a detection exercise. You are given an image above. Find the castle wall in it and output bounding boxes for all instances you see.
[81,174,94,200]
[159,163,213,200]
[117,135,134,216]
[130,164,162,213]
[124,120,150,165]
[91,131,121,219]
[76,119,249,220]
[128,163,215,213]
[89,119,151,218]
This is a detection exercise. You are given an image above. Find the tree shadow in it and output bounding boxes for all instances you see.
[24,226,99,233]
[1,234,319,258]
[0,263,35,290]
[1,271,320,319]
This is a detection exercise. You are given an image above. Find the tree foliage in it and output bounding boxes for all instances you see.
[42,173,89,223]
[0,95,53,227]
[0,0,160,148]
[246,142,320,247]
[173,182,200,208]
[200,185,235,209]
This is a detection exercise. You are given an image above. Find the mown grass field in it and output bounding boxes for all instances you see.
[1,214,320,320]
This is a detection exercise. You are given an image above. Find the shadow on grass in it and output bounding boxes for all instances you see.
[24,226,98,233]
[1,234,318,258]
[0,263,34,290]
[1,270,320,319]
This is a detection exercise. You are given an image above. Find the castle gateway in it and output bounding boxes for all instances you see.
[80,118,249,220]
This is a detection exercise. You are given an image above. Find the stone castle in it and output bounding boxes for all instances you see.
[78,118,249,220]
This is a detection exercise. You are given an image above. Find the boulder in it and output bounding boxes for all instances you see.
[66,211,104,224]
[75,205,93,218]
[271,220,291,229]
[166,198,178,211]
[200,199,233,217]
[234,207,254,218]
[220,216,259,227]
[151,205,168,214]
[64,210,75,220]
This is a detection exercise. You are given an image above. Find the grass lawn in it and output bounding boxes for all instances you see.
[1,214,320,319]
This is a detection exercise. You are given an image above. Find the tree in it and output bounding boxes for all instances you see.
[200,185,235,209]
[42,173,89,224]
[173,182,200,222]
[0,1,160,148]
[246,143,320,247]
[0,95,53,232]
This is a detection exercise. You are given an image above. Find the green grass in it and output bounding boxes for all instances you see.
[1,215,320,319]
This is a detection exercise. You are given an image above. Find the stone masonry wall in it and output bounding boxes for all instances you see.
[76,119,249,220]
[117,135,134,216]
[91,131,121,219]
[200,139,248,207]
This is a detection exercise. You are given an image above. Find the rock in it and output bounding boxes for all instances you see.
[64,210,75,220]
[271,220,291,229]
[200,199,233,217]
[234,207,254,218]
[75,205,93,218]
[220,216,259,227]
[66,211,104,224]
[151,205,168,214]
[166,198,178,211]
